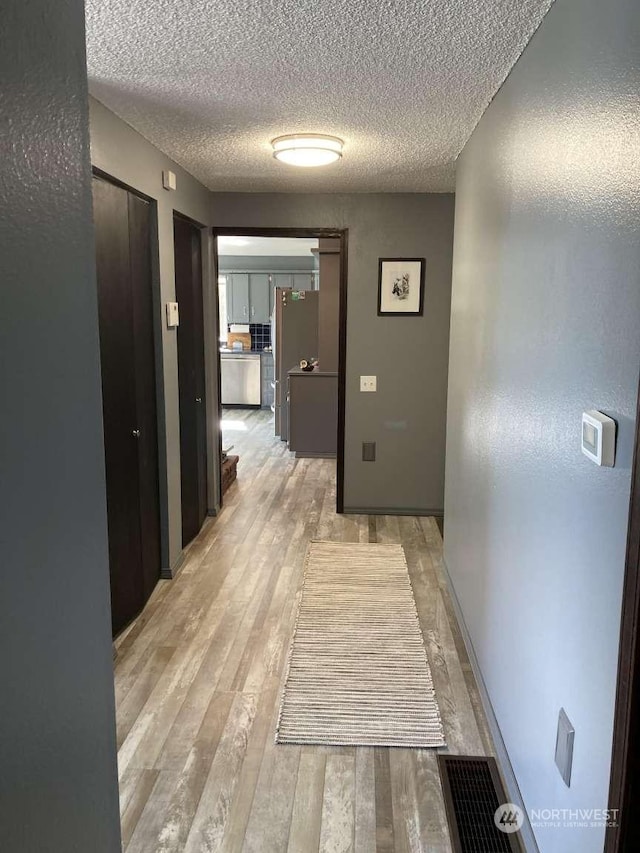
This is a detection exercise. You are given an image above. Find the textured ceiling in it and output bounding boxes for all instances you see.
[85,0,554,193]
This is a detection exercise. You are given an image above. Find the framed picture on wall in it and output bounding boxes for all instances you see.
[377,258,425,316]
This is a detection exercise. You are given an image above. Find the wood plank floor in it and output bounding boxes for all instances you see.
[114,408,494,852]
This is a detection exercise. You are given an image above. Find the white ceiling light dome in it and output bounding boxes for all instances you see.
[271,134,344,167]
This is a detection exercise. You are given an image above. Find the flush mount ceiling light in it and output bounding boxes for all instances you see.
[271,134,344,167]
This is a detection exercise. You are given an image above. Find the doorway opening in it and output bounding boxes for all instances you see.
[173,212,208,549]
[213,228,348,512]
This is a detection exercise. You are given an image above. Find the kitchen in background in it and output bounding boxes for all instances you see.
[217,235,321,484]
[217,234,342,490]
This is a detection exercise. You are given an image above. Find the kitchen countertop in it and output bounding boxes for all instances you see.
[287,367,338,377]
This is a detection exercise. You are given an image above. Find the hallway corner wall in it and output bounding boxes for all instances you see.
[0,2,121,849]
[445,0,640,851]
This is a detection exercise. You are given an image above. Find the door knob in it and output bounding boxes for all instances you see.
[132,429,141,438]
[195,397,202,403]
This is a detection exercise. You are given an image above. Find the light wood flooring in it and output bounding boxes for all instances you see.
[114,408,494,852]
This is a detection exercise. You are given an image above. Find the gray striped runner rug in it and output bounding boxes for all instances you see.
[276,541,445,748]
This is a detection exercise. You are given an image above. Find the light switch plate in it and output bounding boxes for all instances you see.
[166,301,179,328]
[555,708,575,787]
[162,169,177,191]
[360,375,377,392]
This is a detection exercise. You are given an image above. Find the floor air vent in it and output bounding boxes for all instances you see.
[437,755,523,853]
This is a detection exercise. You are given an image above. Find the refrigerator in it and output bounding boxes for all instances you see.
[273,287,319,440]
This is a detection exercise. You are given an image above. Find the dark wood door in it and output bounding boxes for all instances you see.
[174,215,207,546]
[128,193,161,601]
[93,176,161,635]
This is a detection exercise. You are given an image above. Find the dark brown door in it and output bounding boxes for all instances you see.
[92,176,161,635]
[174,215,207,546]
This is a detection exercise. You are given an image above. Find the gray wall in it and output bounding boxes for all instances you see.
[211,193,455,513]
[445,0,640,850]
[90,98,218,572]
[0,2,120,850]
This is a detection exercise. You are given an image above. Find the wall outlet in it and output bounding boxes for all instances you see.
[555,708,575,787]
[360,375,377,392]
[362,442,376,462]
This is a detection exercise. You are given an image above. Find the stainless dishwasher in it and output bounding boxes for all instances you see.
[220,354,261,405]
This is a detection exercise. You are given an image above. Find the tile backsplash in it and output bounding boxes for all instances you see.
[249,323,271,351]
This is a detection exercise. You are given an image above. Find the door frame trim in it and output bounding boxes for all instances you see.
[173,209,207,230]
[211,226,348,513]
[93,167,155,204]
[605,371,640,851]
[173,211,221,522]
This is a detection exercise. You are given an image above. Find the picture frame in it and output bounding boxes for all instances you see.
[377,257,425,316]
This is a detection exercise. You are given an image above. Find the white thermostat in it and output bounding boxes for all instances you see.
[166,301,179,328]
[581,410,616,466]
